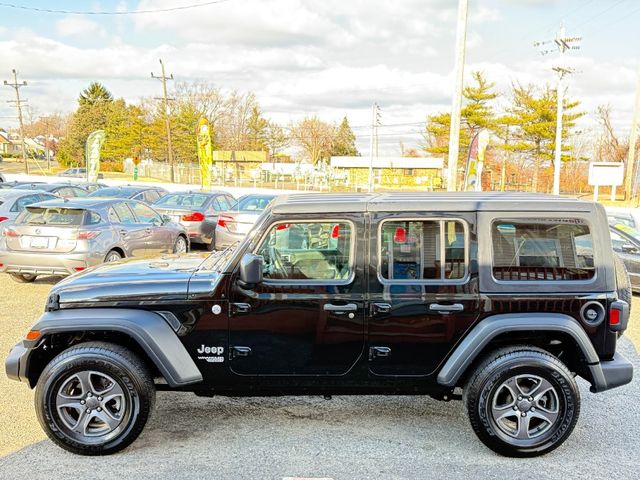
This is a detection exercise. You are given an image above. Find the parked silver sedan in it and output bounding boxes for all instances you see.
[214,193,277,249]
[153,190,236,251]
[0,197,188,283]
[0,189,57,226]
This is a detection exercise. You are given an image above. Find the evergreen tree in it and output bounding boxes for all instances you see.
[331,117,359,156]
[78,82,113,106]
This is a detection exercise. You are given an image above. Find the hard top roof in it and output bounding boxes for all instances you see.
[0,188,51,198]
[269,192,595,214]
[27,197,124,209]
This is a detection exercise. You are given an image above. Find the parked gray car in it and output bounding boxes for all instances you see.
[153,190,236,251]
[214,193,277,249]
[0,197,188,283]
[88,185,168,204]
[13,182,89,198]
[0,189,57,225]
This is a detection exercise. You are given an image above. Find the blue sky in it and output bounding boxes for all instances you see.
[0,0,638,154]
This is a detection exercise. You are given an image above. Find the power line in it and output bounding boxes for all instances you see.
[0,0,233,15]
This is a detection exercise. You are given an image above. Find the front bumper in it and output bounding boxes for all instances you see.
[0,250,97,276]
[5,341,30,384]
[589,352,634,392]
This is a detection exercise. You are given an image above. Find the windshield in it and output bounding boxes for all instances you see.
[88,188,135,198]
[614,223,640,243]
[154,193,208,208]
[233,195,276,212]
[17,207,85,226]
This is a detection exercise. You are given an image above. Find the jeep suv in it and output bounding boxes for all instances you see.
[5,193,633,457]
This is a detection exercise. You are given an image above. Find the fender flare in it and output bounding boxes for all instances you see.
[436,313,602,388]
[26,308,203,387]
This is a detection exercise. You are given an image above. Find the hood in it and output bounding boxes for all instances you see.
[50,252,217,307]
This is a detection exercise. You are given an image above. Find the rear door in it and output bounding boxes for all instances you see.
[228,215,365,376]
[128,202,172,255]
[367,213,481,376]
[111,202,147,257]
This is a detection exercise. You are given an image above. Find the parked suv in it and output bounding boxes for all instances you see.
[5,193,633,457]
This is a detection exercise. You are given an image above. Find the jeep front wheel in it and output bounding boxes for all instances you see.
[35,341,155,455]
[464,346,580,457]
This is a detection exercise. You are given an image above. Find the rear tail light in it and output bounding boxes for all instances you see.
[76,230,100,240]
[73,267,86,272]
[276,223,290,231]
[394,227,407,243]
[217,215,233,228]
[609,300,628,332]
[610,307,620,326]
[0,217,8,223]
[2,228,18,237]
[331,224,340,239]
[182,212,205,222]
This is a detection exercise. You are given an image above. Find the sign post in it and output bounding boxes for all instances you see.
[132,155,141,181]
[588,162,624,202]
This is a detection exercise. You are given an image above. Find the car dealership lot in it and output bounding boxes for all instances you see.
[0,274,638,479]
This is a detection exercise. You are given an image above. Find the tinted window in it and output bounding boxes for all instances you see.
[236,195,275,211]
[257,221,353,281]
[492,219,594,281]
[143,190,160,203]
[214,196,231,211]
[11,194,43,212]
[155,193,209,208]
[86,211,102,225]
[71,187,88,197]
[17,207,85,226]
[112,203,136,224]
[130,202,161,224]
[379,219,466,281]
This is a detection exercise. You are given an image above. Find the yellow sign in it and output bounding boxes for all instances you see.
[197,117,213,188]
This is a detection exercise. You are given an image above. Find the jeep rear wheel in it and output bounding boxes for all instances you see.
[464,346,580,457]
[35,341,155,455]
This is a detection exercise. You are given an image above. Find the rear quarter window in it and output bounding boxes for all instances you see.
[492,219,594,281]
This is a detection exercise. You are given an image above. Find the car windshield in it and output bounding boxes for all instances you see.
[233,195,275,211]
[88,188,136,198]
[614,223,640,243]
[17,207,85,226]
[155,193,208,208]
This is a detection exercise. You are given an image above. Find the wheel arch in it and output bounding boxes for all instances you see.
[20,308,202,389]
[437,313,602,390]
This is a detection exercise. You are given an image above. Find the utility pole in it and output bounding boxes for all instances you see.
[446,0,468,192]
[625,63,640,201]
[367,103,381,193]
[500,126,510,191]
[535,25,581,195]
[151,59,175,183]
[3,69,29,174]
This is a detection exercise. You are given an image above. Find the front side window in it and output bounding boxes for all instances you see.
[112,203,136,224]
[130,202,161,224]
[379,219,467,282]
[256,221,353,281]
[492,219,594,281]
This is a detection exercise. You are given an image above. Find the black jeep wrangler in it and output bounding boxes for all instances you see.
[5,192,634,457]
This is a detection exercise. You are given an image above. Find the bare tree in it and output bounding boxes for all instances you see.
[290,116,335,164]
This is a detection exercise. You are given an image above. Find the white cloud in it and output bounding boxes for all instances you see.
[55,16,106,37]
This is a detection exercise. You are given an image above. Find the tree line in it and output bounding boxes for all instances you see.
[47,82,359,170]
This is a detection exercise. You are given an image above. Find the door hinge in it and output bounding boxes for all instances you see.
[369,346,391,360]
[231,346,252,358]
[231,302,251,314]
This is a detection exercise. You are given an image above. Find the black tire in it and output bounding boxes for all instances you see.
[10,273,37,283]
[35,341,155,456]
[613,254,632,308]
[206,235,216,251]
[104,249,123,263]
[173,235,188,254]
[463,346,580,457]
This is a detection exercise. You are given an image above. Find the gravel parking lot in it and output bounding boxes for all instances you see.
[1,273,639,479]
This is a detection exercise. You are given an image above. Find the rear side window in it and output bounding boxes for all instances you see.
[143,190,160,203]
[379,219,467,282]
[17,207,85,226]
[214,196,231,211]
[112,203,136,224]
[492,219,594,281]
[10,194,43,212]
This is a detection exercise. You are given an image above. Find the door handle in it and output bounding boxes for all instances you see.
[324,303,357,314]
[429,303,464,313]
[372,302,391,314]
[369,346,391,360]
[119,229,128,237]
[231,346,252,358]
[145,228,152,234]
[232,302,251,314]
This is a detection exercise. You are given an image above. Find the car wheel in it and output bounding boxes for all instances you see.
[463,346,580,457]
[173,235,188,254]
[10,273,37,283]
[206,235,216,251]
[35,341,155,456]
[104,250,123,263]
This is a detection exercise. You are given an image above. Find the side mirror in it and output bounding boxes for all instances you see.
[238,253,263,289]
[162,214,172,225]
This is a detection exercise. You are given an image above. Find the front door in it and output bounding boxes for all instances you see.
[228,216,365,376]
[367,214,480,376]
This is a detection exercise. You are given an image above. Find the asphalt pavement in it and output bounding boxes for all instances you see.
[0,338,638,480]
